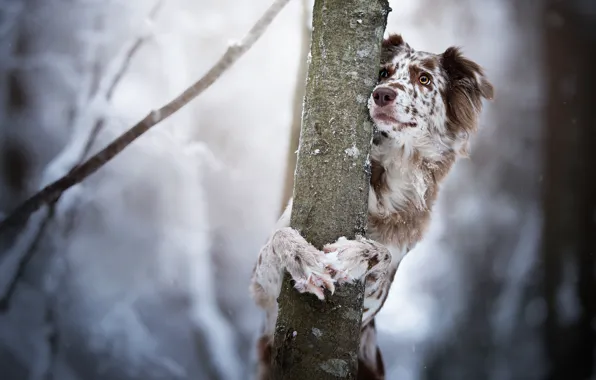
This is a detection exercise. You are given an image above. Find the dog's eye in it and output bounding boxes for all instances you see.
[379,69,389,79]
[419,74,431,85]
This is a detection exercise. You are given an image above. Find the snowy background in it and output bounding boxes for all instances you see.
[0,0,548,379]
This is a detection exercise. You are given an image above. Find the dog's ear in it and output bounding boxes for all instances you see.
[441,47,494,135]
[382,34,406,49]
[381,34,411,64]
[442,47,494,100]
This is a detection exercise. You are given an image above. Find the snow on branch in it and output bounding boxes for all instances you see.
[0,0,291,233]
[78,0,164,164]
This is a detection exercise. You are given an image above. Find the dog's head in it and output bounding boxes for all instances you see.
[369,34,494,159]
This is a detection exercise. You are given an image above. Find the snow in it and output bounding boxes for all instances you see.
[344,145,360,158]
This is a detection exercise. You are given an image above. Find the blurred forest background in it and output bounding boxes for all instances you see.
[0,0,593,379]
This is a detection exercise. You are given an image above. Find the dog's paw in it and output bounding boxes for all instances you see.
[323,236,391,285]
[291,266,336,301]
[272,228,337,300]
[323,236,370,284]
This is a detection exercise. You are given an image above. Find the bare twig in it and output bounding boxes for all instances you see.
[104,0,163,101]
[0,206,54,310]
[79,0,163,163]
[80,0,164,163]
[0,0,291,234]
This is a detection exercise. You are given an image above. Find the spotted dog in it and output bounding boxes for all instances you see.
[250,34,494,380]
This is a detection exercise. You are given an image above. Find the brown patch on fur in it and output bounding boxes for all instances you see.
[382,33,404,48]
[368,256,380,270]
[410,148,422,163]
[440,47,494,135]
[370,159,389,198]
[368,152,456,248]
[420,57,438,72]
[375,347,385,377]
[250,279,270,309]
[374,289,384,300]
[256,334,273,380]
[358,356,385,380]
[358,321,385,380]
[257,335,272,362]
[381,34,408,64]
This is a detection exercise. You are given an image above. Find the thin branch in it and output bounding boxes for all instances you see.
[0,206,54,310]
[80,0,164,163]
[0,208,50,311]
[104,0,163,101]
[0,0,291,234]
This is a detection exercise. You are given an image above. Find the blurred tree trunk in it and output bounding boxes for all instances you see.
[271,0,389,379]
[542,1,596,379]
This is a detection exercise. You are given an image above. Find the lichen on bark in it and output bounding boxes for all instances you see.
[271,0,390,378]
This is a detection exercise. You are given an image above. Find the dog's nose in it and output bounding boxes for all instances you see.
[372,87,397,107]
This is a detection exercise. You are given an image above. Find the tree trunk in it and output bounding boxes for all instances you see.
[542,1,596,379]
[271,0,390,379]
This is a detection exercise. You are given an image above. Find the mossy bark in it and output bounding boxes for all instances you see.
[271,0,390,378]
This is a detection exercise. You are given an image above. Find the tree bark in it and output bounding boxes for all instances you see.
[542,1,596,379]
[271,0,390,379]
